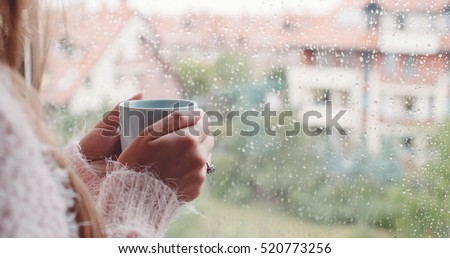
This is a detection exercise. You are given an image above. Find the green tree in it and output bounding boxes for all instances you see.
[174,61,215,99]
[266,67,288,92]
[396,121,450,237]
[214,53,252,85]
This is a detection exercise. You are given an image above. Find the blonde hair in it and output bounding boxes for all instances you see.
[0,0,105,237]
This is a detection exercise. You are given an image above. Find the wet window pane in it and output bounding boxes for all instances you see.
[45,0,450,237]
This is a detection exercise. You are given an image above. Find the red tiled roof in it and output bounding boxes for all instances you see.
[43,0,450,104]
[145,0,450,51]
[380,0,449,12]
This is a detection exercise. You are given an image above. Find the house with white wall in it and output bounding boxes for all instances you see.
[43,1,181,115]
[286,0,450,168]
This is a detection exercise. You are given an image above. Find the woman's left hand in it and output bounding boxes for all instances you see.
[78,92,144,175]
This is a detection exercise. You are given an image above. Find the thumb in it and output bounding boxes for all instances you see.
[112,91,145,112]
[124,91,145,103]
[79,92,147,159]
[94,91,145,131]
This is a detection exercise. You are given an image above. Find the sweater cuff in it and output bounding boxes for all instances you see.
[98,163,182,237]
[65,141,103,199]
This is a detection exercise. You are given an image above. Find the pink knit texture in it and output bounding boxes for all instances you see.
[0,72,76,237]
[67,145,182,237]
[0,69,182,237]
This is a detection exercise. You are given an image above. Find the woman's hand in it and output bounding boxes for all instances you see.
[78,92,144,174]
[117,109,214,202]
[77,92,214,202]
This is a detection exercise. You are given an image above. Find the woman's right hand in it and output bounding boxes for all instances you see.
[117,109,214,202]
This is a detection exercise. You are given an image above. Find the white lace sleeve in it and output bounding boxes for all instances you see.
[66,142,183,238]
[98,162,182,237]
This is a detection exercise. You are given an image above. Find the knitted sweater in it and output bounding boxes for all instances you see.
[0,72,182,237]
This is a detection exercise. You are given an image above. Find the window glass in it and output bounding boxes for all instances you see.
[44,0,450,237]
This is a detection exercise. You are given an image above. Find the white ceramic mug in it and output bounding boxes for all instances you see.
[119,99,198,150]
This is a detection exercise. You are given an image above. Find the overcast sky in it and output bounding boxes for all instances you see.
[60,0,343,15]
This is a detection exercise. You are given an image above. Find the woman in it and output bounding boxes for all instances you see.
[0,1,214,237]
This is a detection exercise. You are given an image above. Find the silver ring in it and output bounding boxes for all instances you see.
[206,162,216,174]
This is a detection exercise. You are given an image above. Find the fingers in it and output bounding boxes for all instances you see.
[195,135,214,175]
[176,110,210,143]
[200,133,215,154]
[93,92,145,133]
[112,91,145,112]
[150,109,213,160]
[118,107,213,202]
[142,109,203,141]
[79,92,146,160]
[199,110,213,142]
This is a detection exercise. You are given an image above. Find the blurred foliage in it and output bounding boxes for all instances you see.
[266,67,288,92]
[174,53,252,100]
[48,52,450,237]
[214,53,252,85]
[44,102,108,144]
[197,57,450,237]
[167,188,392,237]
[396,120,450,237]
[44,105,86,144]
[174,61,215,98]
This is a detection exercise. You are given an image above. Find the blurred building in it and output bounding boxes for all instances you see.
[42,2,181,114]
[43,0,450,167]
[286,1,450,169]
